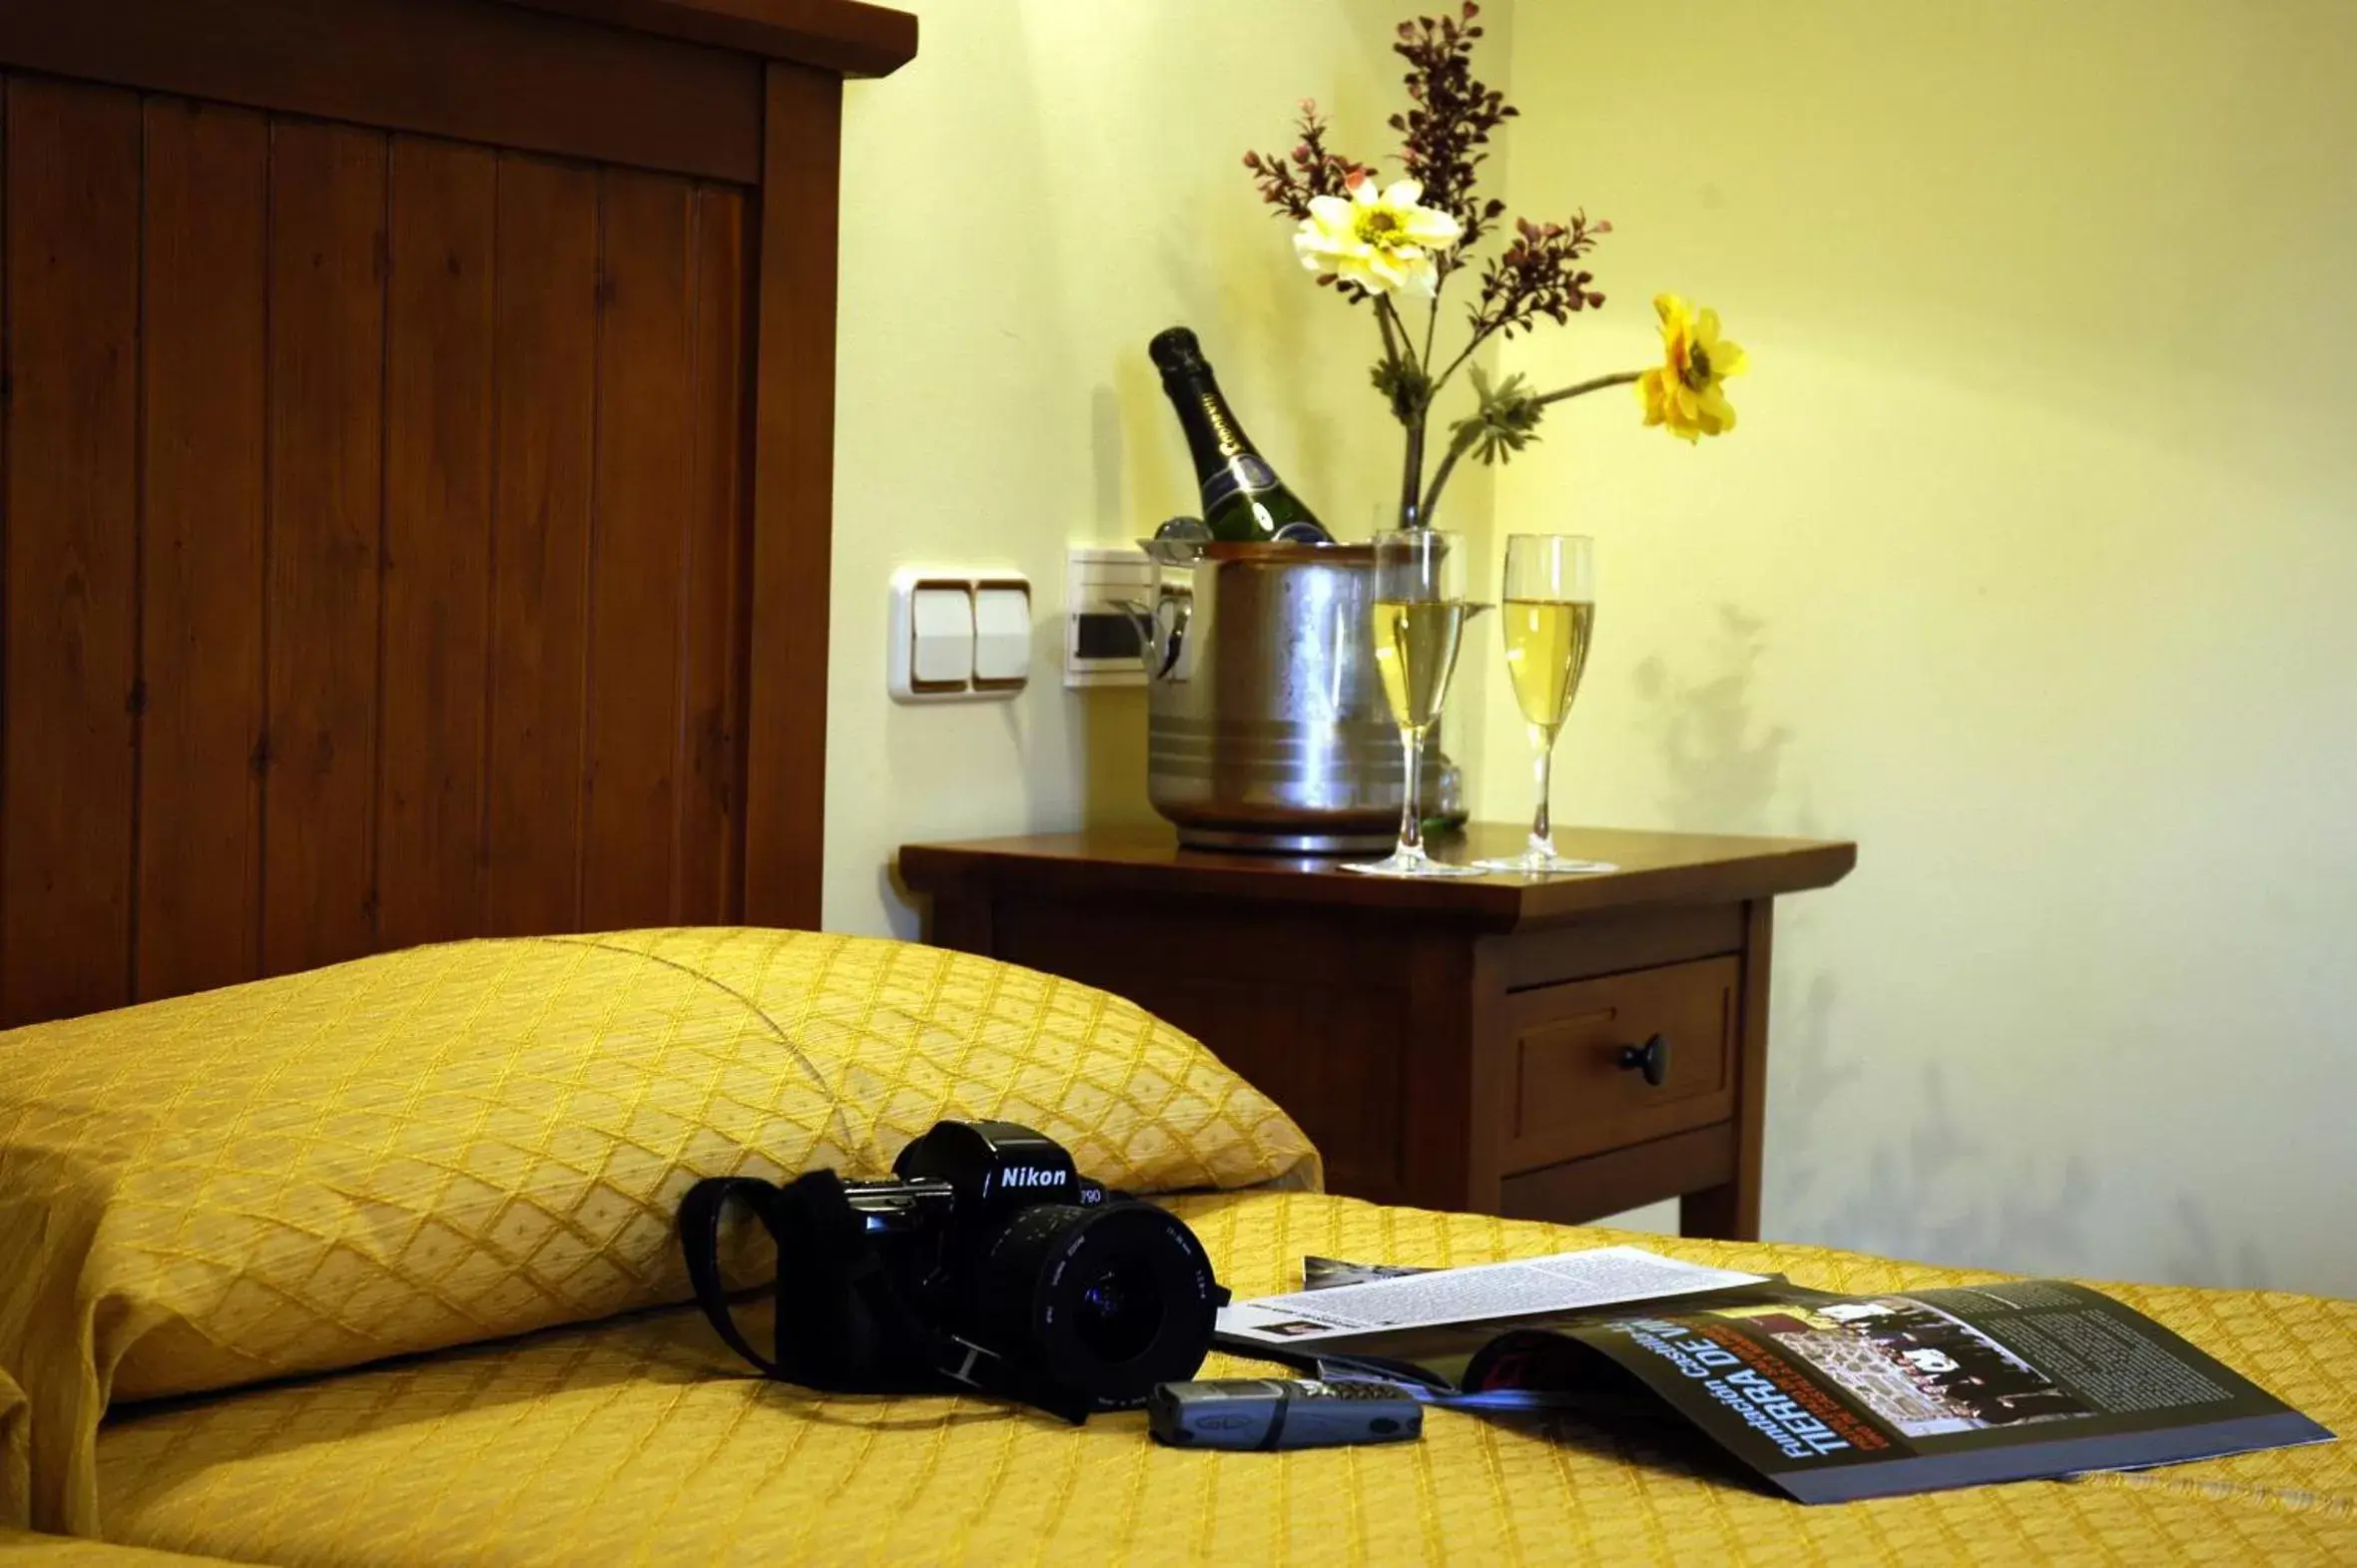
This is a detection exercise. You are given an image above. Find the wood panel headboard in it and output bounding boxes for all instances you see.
[0,0,915,1027]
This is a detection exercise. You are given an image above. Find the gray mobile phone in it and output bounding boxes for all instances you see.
[1147,1377,1424,1451]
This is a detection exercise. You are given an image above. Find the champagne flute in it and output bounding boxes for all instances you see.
[1473,534,1617,876]
[1348,528,1486,878]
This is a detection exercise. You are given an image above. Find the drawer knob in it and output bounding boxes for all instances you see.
[1617,1033,1670,1088]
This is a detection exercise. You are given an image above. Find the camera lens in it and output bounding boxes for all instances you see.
[1072,1259,1164,1364]
[977,1201,1220,1408]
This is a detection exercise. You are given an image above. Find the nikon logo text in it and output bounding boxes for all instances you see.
[1001,1168,1061,1189]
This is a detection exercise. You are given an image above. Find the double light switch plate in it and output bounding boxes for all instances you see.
[888,567,1032,702]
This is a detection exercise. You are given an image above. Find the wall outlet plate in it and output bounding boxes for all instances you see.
[1065,544,1149,689]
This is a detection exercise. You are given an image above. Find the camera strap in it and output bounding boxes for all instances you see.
[678,1172,1093,1424]
[676,1174,797,1379]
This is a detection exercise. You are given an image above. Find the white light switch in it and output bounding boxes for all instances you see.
[972,581,1031,689]
[890,570,976,701]
[911,585,973,685]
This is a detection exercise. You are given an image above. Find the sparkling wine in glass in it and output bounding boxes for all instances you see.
[1348,528,1485,878]
[1473,534,1618,876]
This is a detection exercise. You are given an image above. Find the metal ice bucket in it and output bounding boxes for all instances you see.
[1124,540,1433,853]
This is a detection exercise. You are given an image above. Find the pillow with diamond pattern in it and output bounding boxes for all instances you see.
[0,927,1320,1533]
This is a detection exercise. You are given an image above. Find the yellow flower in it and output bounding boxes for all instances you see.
[1293,178,1464,297]
[1637,293,1747,441]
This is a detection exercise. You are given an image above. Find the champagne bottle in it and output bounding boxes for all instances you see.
[1149,326,1326,544]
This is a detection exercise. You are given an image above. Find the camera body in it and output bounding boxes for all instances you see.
[681,1121,1228,1423]
[850,1121,1227,1413]
[841,1118,1107,1242]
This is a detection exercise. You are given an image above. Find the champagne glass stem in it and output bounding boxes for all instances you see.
[1529,729,1555,857]
[1398,725,1427,857]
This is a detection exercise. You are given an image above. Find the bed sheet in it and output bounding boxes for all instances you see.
[93,1191,2357,1567]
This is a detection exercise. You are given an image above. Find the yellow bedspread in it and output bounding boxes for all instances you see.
[93,1191,2357,1567]
[0,1528,248,1565]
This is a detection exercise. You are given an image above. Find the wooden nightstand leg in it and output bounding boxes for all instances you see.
[1679,898,1772,1242]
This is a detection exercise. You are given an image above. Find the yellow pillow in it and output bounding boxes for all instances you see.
[0,928,1319,1533]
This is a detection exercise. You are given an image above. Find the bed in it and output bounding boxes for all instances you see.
[0,3,2351,1564]
[0,927,2350,1565]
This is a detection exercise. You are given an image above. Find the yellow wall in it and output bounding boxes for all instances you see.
[1482,0,2357,1295]
[828,0,1468,937]
[832,1,2357,1297]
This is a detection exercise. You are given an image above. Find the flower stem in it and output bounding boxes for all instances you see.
[1419,423,1477,524]
[1399,415,1427,529]
[1428,332,1486,398]
[1374,296,1434,527]
[1418,368,1644,521]
[1376,296,1420,373]
[1534,369,1640,408]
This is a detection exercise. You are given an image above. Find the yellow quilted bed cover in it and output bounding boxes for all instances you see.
[0,1528,244,1565]
[91,1191,2357,1567]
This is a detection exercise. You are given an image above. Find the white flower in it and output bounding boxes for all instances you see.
[1293,178,1464,297]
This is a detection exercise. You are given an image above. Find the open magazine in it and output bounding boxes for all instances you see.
[1214,1249,2332,1504]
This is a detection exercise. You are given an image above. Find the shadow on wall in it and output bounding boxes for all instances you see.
[1638,604,2277,1288]
[1631,611,1964,1261]
[1634,607,2098,1269]
[1817,1060,2101,1273]
[1080,377,1167,834]
[1739,907,2095,1278]
[1631,604,1793,836]
[1759,967,1857,1218]
[2167,1196,2273,1292]
[1079,686,1158,831]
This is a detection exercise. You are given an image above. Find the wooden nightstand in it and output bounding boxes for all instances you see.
[896,824,1854,1242]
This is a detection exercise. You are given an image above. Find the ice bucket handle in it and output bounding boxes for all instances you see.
[1111,597,1187,681]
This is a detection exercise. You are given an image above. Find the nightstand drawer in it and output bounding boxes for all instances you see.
[1497,956,1741,1174]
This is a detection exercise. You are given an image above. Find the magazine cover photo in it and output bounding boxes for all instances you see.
[1703,1297,2091,1437]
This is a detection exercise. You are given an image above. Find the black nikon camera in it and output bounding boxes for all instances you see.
[679,1121,1228,1423]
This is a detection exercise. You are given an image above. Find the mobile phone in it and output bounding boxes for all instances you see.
[1146,1377,1424,1451]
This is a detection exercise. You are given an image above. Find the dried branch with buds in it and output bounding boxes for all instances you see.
[1240,2,1745,525]
[1243,102,1371,225]
[1388,7,1513,264]
[1470,215,1609,340]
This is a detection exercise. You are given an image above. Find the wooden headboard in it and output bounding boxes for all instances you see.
[0,0,915,1027]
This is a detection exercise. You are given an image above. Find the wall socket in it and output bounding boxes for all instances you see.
[1064,545,1149,688]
